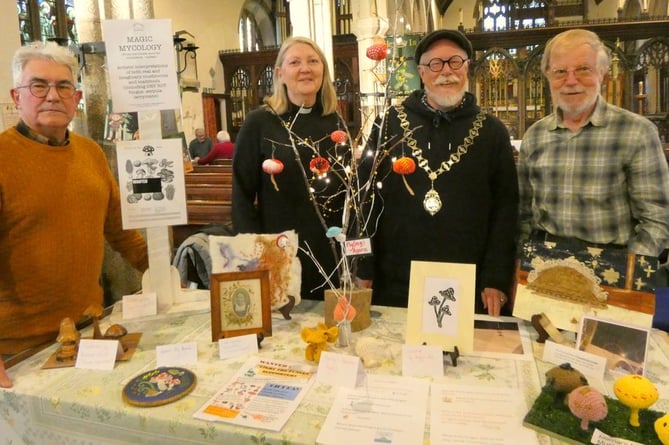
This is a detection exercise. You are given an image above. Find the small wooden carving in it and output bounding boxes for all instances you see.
[55,317,80,362]
[84,304,105,339]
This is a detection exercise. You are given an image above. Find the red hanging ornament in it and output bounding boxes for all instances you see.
[366,43,389,61]
[309,156,330,175]
[330,130,348,144]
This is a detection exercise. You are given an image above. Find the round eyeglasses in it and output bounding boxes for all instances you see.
[15,81,77,99]
[420,55,468,72]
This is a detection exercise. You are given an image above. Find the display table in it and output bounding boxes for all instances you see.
[2,300,669,445]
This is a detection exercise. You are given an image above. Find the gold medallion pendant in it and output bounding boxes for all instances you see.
[423,188,442,215]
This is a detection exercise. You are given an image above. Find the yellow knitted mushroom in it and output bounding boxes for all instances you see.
[613,374,659,427]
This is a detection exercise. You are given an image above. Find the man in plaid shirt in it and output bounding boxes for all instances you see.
[518,29,669,274]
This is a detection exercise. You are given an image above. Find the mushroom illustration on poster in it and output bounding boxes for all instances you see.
[116,138,187,229]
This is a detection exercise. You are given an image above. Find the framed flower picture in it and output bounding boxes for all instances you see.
[210,270,272,342]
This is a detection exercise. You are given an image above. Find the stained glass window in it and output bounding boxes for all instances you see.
[16,0,78,46]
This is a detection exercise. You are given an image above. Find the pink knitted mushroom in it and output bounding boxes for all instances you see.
[568,386,608,430]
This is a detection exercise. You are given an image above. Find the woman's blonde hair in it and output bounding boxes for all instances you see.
[264,36,338,115]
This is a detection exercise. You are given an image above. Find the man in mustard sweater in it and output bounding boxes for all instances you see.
[0,42,148,388]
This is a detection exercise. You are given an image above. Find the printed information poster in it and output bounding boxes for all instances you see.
[430,382,539,445]
[316,374,429,445]
[102,19,180,112]
[116,138,187,229]
[193,357,315,431]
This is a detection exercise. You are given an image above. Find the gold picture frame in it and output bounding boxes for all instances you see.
[210,270,272,342]
[406,261,476,354]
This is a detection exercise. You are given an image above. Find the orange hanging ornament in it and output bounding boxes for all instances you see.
[392,157,416,196]
[333,296,357,323]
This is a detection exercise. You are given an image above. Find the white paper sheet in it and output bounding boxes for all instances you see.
[430,382,539,445]
[316,374,429,445]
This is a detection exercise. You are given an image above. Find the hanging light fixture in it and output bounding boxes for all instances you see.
[173,30,200,92]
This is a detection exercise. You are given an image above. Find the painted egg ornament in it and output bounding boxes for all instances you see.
[262,158,284,191]
[309,156,330,175]
[366,43,388,61]
[330,130,348,144]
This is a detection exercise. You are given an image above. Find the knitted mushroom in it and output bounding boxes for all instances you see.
[330,130,348,144]
[309,156,330,176]
[545,363,589,404]
[655,413,669,445]
[333,296,357,324]
[567,386,608,430]
[392,157,416,195]
[262,158,284,191]
[613,374,659,427]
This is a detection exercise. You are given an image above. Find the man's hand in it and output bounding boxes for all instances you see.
[357,279,373,289]
[0,357,13,388]
[481,287,507,317]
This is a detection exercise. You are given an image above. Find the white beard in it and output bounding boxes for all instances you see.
[424,76,468,111]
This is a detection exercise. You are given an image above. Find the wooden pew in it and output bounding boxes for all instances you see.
[185,184,232,201]
[192,162,232,174]
[184,172,232,185]
[185,200,232,225]
[173,166,234,249]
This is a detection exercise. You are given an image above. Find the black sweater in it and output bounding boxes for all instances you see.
[359,91,519,313]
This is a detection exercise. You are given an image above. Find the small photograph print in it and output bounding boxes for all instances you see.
[577,316,650,376]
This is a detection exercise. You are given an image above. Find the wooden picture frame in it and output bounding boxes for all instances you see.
[406,261,476,354]
[210,270,272,342]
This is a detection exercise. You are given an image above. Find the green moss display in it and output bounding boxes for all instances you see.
[524,385,664,444]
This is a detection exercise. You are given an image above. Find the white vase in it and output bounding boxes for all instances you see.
[337,320,352,347]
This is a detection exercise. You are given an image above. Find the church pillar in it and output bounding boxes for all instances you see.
[289,0,334,80]
[75,0,157,305]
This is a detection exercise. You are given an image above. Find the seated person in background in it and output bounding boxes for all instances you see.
[518,29,669,261]
[187,127,212,163]
[198,130,234,164]
[0,42,148,388]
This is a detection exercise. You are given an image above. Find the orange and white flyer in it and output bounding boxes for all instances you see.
[193,357,315,431]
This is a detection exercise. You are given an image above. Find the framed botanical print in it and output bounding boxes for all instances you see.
[406,261,476,354]
[210,270,272,342]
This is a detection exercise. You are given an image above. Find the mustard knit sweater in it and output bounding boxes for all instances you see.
[0,128,148,354]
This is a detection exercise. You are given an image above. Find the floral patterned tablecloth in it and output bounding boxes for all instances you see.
[2,300,668,445]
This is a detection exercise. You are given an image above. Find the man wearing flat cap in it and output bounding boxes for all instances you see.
[358,29,519,316]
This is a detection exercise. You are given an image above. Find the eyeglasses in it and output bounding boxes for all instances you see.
[15,81,77,99]
[548,66,595,82]
[420,55,468,72]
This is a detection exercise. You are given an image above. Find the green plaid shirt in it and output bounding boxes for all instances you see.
[518,96,669,256]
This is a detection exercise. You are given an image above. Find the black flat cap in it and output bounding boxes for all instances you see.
[414,29,473,64]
